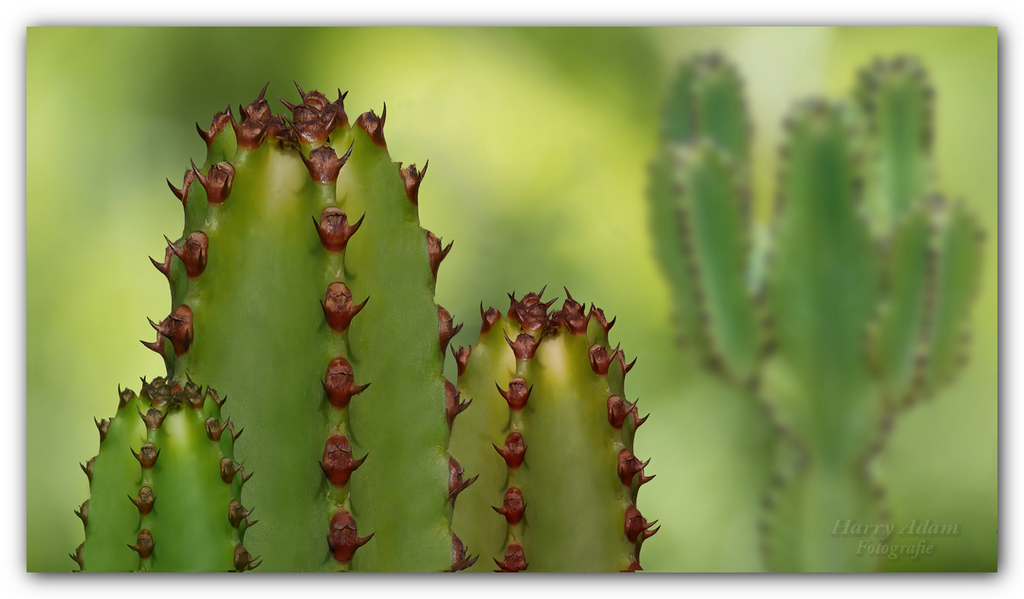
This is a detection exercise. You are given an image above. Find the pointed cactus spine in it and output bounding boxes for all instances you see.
[75,379,255,571]
[450,289,654,571]
[128,82,468,571]
[649,55,983,571]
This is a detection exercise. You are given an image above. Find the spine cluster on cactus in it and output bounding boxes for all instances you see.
[649,55,982,571]
[75,82,652,572]
[450,289,654,572]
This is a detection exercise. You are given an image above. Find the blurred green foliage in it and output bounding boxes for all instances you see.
[27,27,996,572]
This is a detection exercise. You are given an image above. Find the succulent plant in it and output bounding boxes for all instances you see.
[648,55,983,571]
[74,83,653,572]
[450,289,654,572]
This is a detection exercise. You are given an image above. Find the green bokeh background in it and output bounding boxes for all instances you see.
[26,27,997,572]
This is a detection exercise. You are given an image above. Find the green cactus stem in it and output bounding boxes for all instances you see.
[138,83,470,571]
[73,377,255,572]
[649,56,983,571]
[450,289,654,572]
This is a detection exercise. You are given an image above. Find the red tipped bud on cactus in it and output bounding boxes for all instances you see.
[356,107,387,148]
[95,418,110,442]
[149,304,194,356]
[505,332,540,361]
[494,432,526,469]
[480,304,502,334]
[228,500,253,528]
[328,510,373,564]
[150,245,174,279]
[452,345,471,377]
[607,396,646,430]
[588,304,615,334]
[117,386,136,411]
[497,377,532,411]
[138,407,164,430]
[508,289,555,331]
[197,109,232,149]
[205,417,231,442]
[220,458,249,484]
[233,543,261,571]
[320,434,365,487]
[400,161,428,205]
[588,344,618,375]
[166,232,208,278]
[438,306,463,352]
[492,487,526,524]
[300,143,352,184]
[617,449,651,487]
[327,89,349,129]
[167,168,197,206]
[133,444,159,469]
[445,379,471,428]
[426,231,453,279]
[624,505,660,543]
[74,500,88,527]
[322,282,366,333]
[315,207,363,253]
[322,357,369,409]
[549,288,588,335]
[447,534,478,572]
[192,160,234,204]
[448,456,478,504]
[130,486,155,515]
[129,530,154,559]
[494,543,528,572]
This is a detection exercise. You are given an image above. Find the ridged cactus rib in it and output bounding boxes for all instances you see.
[141,84,468,571]
[74,378,253,572]
[450,290,654,572]
[649,55,759,378]
[649,56,984,571]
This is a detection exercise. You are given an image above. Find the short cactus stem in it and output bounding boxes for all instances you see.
[451,289,653,571]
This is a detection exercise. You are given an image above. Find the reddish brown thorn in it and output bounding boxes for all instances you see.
[197,110,232,148]
[326,89,350,130]
[494,543,527,572]
[617,449,649,486]
[554,287,588,335]
[452,345,471,377]
[205,417,230,442]
[480,304,502,334]
[75,500,88,527]
[315,206,363,252]
[445,379,471,428]
[69,543,85,570]
[191,160,234,204]
[229,421,244,443]
[234,543,262,571]
[492,487,526,525]
[438,306,464,352]
[607,395,633,430]
[621,561,643,572]
[149,304,194,356]
[589,344,616,375]
[621,355,638,375]
[494,432,526,469]
[167,168,196,206]
[204,387,225,409]
[166,231,208,278]
[138,407,164,430]
[323,357,369,409]
[220,458,248,484]
[301,143,352,184]
[497,377,532,411]
[322,282,366,333]
[355,107,387,148]
[507,290,552,331]
[228,500,252,528]
[140,335,165,356]
[447,534,479,572]
[400,161,428,205]
[328,510,373,564]
[588,304,615,334]
[130,486,155,516]
[133,444,159,470]
[505,332,540,361]
[95,417,110,443]
[320,434,365,487]
[80,458,94,483]
[426,231,454,279]
[118,386,136,411]
[448,456,478,504]
[128,530,154,559]
[625,505,659,543]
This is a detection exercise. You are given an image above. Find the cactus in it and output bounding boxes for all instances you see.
[649,55,982,571]
[72,377,256,572]
[74,83,651,572]
[449,289,654,571]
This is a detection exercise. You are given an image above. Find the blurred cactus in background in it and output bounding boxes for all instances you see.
[648,55,983,571]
